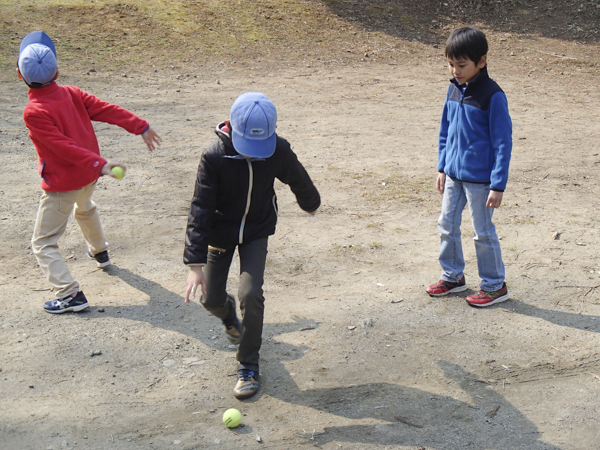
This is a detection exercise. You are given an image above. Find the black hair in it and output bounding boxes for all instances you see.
[445,26,488,64]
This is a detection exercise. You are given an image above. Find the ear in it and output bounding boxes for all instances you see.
[477,55,487,69]
[16,67,23,80]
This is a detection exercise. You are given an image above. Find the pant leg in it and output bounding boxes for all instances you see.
[31,189,80,298]
[201,246,237,320]
[236,237,268,368]
[73,182,108,255]
[438,177,468,282]
[464,182,505,291]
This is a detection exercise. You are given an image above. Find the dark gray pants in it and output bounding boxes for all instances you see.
[201,237,268,370]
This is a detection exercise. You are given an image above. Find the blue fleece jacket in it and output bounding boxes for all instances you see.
[437,67,512,191]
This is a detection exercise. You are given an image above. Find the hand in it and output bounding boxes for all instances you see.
[185,266,207,304]
[142,127,162,151]
[100,162,127,178]
[487,190,503,208]
[436,172,446,195]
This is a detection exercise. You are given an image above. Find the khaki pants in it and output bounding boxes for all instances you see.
[31,182,107,299]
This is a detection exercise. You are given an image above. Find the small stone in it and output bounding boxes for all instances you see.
[362,318,374,328]
[256,435,262,442]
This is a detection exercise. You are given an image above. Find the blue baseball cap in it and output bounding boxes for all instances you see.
[230,92,277,158]
[18,31,57,86]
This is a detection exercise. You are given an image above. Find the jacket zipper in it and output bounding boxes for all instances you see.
[239,160,253,244]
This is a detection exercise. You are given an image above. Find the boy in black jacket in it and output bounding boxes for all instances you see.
[184,92,320,399]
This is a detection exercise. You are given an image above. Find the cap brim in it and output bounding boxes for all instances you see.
[231,131,276,158]
[20,31,56,56]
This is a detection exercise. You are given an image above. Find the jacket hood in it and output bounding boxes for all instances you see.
[215,120,240,155]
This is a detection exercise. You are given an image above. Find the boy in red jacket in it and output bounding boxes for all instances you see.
[17,31,161,314]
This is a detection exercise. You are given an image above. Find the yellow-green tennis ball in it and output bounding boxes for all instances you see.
[111,166,125,179]
[223,408,241,428]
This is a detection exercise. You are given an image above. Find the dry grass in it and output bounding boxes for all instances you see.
[2,0,598,79]
[0,0,380,78]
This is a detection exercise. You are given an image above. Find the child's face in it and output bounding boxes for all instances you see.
[447,55,487,85]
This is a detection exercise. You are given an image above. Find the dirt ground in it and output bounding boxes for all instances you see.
[2,1,600,449]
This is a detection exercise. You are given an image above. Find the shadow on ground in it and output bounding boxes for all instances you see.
[318,0,600,45]
[84,265,563,449]
[506,299,600,333]
[266,359,560,449]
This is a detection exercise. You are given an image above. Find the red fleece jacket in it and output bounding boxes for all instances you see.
[23,82,149,192]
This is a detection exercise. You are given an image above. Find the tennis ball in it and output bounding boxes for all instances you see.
[111,166,125,179]
[223,408,241,428]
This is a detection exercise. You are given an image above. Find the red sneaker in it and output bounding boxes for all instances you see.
[426,276,467,297]
[466,283,509,307]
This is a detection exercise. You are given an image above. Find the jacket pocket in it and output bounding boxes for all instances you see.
[39,161,49,185]
[272,194,279,217]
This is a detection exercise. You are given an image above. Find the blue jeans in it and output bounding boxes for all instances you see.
[437,176,505,291]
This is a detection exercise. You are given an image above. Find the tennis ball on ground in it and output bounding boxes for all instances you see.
[223,408,241,428]
[111,166,125,179]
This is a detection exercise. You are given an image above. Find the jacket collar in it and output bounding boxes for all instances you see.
[28,81,59,99]
[450,66,489,93]
[215,120,265,161]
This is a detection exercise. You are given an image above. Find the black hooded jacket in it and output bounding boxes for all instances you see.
[183,122,321,265]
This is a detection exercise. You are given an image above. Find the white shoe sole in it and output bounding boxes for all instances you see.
[467,293,510,307]
[427,284,468,297]
[44,302,89,314]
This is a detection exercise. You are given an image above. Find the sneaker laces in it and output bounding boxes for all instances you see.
[51,299,69,308]
[238,369,255,381]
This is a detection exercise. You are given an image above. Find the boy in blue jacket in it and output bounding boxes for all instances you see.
[427,26,512,307]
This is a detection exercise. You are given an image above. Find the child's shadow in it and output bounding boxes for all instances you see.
[87,265,227,351]
[85,267,556,449]
[504,297,600,334]
[262,354,559,449]
[250,316,557,449]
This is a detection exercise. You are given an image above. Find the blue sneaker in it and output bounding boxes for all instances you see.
[233,368,259,399]
[44,291,89,314]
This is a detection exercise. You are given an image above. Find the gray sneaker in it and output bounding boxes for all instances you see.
[233,368,259,399]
